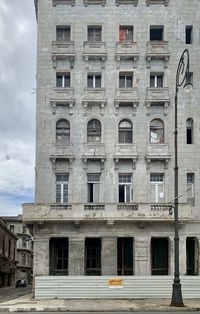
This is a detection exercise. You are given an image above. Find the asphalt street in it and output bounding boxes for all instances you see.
[0,286,32,303]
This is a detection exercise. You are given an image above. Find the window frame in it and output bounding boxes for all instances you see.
[87,173,101,203]
[118,119,133,144]
[150,173,164,203]
[119,72,133,88]
[119,25,133,43]
[56,174,69,203]
[87,25,102,42]
[150,73,164,88]
[118,174,133,203]
[56,119,70,145]
[56,72,71,88]
[185,25,193,44]
[186,118,194,144]
[56,25,71,42]
[150,25,164,41]
[150,119,164,144]
[87,119,101,143]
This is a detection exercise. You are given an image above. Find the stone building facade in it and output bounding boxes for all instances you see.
[4,216,33,285]
[23,0,200,279]
[0,219,17,287]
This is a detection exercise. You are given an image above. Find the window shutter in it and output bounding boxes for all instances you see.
[119,28,126,42]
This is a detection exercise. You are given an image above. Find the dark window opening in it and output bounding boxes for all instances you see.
[85,238,101,275]
[150,74,163,88]
[186,26,193,44]
[56,73,70,88]
[186,237,198,275]
[187,118,193,144]
[87,74,101,88]
[117,238,133,275]
[87,174,100,203]
[151,238,168,275]
[56,26,70,42]
[49,238,68,275]
[88,26,102,42]
[119,73,133,88]
[187,173,195,206]
[150,26,164,41]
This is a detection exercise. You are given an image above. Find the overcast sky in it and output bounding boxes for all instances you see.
[0,1,36,216]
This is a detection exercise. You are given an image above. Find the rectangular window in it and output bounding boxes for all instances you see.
[150,26,164,41]
[88,26,102,42]
[56,73,70,88]
[186,26,193,44]
[119,72,133,88]
[117,238,133,275]
[150,73,163,88]
[9,225,14,232]
[22,237,27,248]
[56,26,70,42]
[118,174,132,203]
[56,174,69,203]
[87,74,101,88]
[119,26,133,42]
[85,238,101,275]
[49,238,68,275]
[187,173,195,206]
[87,174,100,203]
[150,173,164,203]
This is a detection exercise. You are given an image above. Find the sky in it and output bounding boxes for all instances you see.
[0,1,36,216]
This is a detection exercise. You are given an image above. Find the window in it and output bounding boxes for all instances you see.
[22,237,27,248]
[56,119,70,144]
[22,253,26,266]
[56,26,70,42]
[119,26,133,42]
[85,238,101,275]
[56,174,69,203]
[56,73,70,88]
[87,119,101,143]
[186,26,193,44]
[150,26,164,41]
[118,119,132,143]
[186,118,194,144]
[150,173,164,203]
[117,238,133,275]
[9,225,14,232]
[187,173,195,206]
[150,73,163,88]
[87,174,100,203]
[150,119,164,144]
[119,72,133,88]
[88,26,102,42]
[87,74,101,88]
[49,238,68,275]
[118,174,133,203]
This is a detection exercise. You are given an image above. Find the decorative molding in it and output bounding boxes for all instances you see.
[50,100,75,115]
[50,155,75,170]
[146,0,169,6]
[52,0,75,6]
[83,0,106,6]
[116,0,138,5]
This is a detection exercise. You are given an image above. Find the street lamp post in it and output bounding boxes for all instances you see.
[170,49,192,307]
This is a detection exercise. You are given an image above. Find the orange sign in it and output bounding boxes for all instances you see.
[108,278,123,286]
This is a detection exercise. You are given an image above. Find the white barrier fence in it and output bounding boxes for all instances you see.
[35,276,200,299]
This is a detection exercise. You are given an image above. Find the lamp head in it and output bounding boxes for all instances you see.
[184,82,193,93]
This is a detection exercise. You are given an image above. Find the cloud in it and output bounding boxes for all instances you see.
[0,1,36,216]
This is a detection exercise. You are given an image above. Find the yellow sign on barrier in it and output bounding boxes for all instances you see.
[108,278,124,287]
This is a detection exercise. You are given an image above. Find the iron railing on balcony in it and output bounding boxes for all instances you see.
[84,204,105,210]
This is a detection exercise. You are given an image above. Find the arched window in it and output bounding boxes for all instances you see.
[118,119,132,143]
[87,119,101,143]
[186,118,193,144]
[56,119,70,144]
[150,119,164,144]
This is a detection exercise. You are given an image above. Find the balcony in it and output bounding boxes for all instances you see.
[115,42,139,67]
[82,143,106,170]
[146,144,170,169]
[146,0,169,5]
[145,87,170,115]
[52,0,75,6]
[114,144,138,169]
[83,42,107,61]
[116,0,138,5]
[114,88,139,116]
[83,0,106,5]
[146,41,170,67]
[52,41,75,68]
[50,88,75,114]
[50,145,75,170]
[82,88,106,115]
[23,202,192,223]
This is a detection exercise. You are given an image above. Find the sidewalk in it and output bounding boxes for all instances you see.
[1,294,200,312]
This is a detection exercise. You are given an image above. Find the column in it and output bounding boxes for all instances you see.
[179,236,186,275]
[134,236,150,275]
[68,237,85,275]
[101,237,117,275]
[33,237,49,276]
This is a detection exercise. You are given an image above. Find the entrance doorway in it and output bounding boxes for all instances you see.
[85,238,101,275]
[186,237,198,275]
[117,237,133,275]
[151,238,168,275]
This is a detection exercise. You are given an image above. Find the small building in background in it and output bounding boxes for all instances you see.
[3,215,33,285]
[0,219,17,288]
